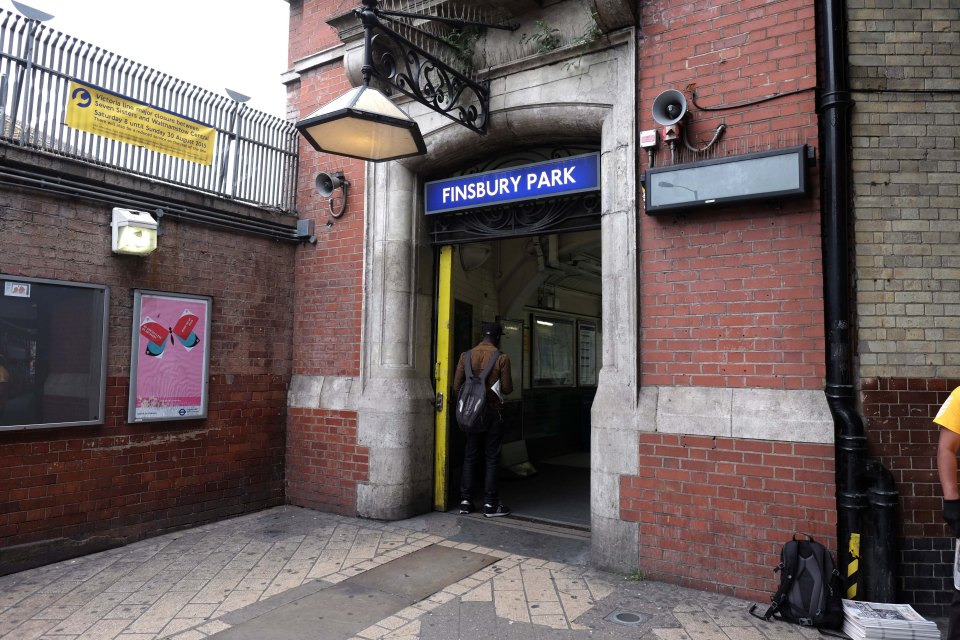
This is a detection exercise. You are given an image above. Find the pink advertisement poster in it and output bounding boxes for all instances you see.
[130,291,210,422]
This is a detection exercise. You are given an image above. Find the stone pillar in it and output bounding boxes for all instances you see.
[356,160,436,520]
[589,32,642,574]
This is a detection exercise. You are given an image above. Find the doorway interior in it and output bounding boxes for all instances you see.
[439,230,600,530]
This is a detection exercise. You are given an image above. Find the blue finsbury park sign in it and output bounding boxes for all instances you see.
[424,152,600,216]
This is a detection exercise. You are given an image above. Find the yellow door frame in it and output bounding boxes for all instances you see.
[433,245,453,511]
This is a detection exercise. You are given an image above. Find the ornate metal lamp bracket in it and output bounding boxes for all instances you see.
[357,0,515,136]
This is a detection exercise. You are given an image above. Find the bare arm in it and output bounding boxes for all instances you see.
[938,427,960,500]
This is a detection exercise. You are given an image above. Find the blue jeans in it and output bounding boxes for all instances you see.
[460,410,503,505]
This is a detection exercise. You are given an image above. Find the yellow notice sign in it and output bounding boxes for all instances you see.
[65,82,216,165]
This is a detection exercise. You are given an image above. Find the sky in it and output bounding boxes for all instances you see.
[0,0,290,118]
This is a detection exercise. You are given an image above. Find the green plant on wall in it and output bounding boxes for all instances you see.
[521,20,561,53]
[562,13,602,70]
[438,26,482,74]
[572,12,601,48]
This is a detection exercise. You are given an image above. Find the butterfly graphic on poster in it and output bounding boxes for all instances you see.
[139,310,201,357]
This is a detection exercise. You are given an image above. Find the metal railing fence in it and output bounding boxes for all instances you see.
[0,9,298,213]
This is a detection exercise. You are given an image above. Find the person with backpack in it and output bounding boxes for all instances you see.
[453,322,513,518]
[935,386,960,640]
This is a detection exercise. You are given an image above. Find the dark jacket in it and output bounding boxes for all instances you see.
[453,341,512,408]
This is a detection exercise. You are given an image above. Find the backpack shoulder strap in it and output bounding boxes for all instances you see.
[807,538,841,585]
[463,350,474,377]
[757,540,801,620]
[479,350,500,379]
[784,536,802,569]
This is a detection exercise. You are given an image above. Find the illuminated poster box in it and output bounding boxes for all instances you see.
[129,290,212,423]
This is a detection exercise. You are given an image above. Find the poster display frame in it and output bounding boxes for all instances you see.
[128,290,212,423]
[577,320,598,387]
[531,314,576,388]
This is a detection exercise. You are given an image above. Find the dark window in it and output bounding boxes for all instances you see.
[0,276,108,430]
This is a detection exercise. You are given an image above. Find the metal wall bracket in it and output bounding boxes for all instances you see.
[365,18,490,134]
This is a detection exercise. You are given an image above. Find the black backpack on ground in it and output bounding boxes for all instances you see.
[750,533,844,631]
[455,349,499,433]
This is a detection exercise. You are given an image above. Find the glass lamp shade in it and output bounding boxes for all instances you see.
[295,84,427,162]
[111,208,158,256]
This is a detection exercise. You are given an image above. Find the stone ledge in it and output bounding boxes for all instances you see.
[655,386,833,444]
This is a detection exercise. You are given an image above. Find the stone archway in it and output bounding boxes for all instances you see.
[355,30,641,572]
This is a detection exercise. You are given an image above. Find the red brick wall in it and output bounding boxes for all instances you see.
[287,0,345,70]
[0,375,287,542]
[292,60,363,377]
[639,0,823,391]
[632,0,829,597]
[286,408,368,514]
[622,434,836,600]
[0,185,293,573]
[288,6,370,510]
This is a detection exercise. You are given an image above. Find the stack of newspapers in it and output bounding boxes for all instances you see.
[842,600,940,640]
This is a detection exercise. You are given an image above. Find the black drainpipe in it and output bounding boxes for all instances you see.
[818,0,898,602]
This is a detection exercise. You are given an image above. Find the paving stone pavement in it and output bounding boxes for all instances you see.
[0,507,943,640]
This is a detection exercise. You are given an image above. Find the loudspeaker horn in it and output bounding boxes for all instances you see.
[315,171,347,197]
[652,89,688,126]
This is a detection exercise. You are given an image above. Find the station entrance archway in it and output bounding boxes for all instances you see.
[430,150,602,530]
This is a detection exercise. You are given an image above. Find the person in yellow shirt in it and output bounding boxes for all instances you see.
[935,386,960,640]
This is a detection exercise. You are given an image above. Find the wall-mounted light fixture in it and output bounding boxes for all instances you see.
[296,84,426,162]
[294,0,516,162]
[315,171,350,218]
[293,0,428,162]
[111,208,158,255]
